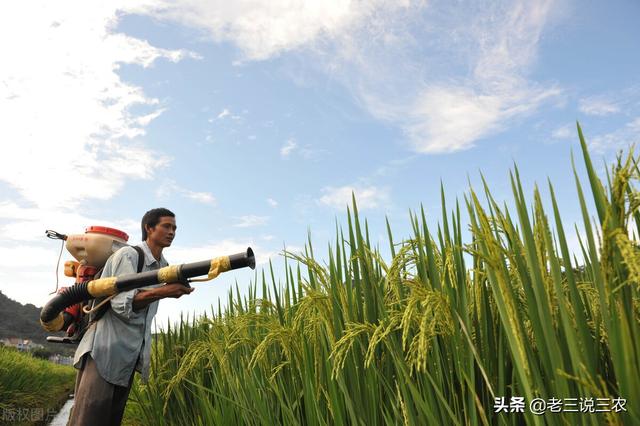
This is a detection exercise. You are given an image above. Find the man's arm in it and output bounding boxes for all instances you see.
[132,283,194,312]
[109,248,194,318]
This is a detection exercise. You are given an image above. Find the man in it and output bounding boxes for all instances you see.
[69,208,194,425]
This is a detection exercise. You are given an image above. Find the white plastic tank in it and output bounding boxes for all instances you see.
[65,226,129,268]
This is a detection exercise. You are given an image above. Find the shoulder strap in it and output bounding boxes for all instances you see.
[133,245,145,273]
[84,245,145,328]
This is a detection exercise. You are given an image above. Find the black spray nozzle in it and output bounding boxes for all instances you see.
[230,247,255,270]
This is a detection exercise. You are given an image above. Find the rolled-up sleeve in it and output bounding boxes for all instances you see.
[107,247,142,321]
[110,288,142,321]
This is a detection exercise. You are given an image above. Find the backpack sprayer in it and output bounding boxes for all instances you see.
[39,226,255,343]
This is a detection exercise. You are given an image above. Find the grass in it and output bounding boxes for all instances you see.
[125,124,639,425]
[0,346,75,425]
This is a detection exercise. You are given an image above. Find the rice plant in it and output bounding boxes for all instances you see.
[126,124,639,425]
[0,346,75,422]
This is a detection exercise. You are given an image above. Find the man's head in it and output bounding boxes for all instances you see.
[141,208,176,247]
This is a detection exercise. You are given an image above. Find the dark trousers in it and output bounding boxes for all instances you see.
[67,354,135,426]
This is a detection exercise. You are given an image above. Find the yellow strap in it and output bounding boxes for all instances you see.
[190,256,231,282]
[87,277,118,297]
[157,265,180,283]
[40,313,64,332]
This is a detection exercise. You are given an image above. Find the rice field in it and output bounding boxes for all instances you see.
[0,346,75,425]
[126,125,639,425]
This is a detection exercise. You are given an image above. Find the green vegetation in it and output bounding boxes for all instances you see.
[0,346,75,425]
[126,125,639,425]
[0,291,75,357]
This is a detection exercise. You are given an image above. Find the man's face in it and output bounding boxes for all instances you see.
[146,216,176,247]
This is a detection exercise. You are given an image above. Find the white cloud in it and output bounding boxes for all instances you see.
[409,84,560,152]
[217,108,231,119]
[0,1,199,211]
[404,88,499,153]
[0,268,58,308]
[184,191,216,205]
[579,97,621,116]
[144,0,364,61]
[33,1,557,158]
[0,5,201,312]
[318,185,390,210]
[576,86,640,119]
[280,138,297,157]
[267,198,278,207]
[233,215,269,228]
[156,180,217,206]
[0,201,139,242]
[350,1,561,153]
[551,124,574,140]
[589,117,640,152]
[144,1,561,154]
[0,245,67,269]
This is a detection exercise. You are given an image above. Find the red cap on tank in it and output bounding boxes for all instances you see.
[85,226,129,242]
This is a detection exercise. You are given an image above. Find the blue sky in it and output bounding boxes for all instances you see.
[1,1,638,327]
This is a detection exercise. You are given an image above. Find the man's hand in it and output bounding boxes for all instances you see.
[158,283,195,299]
[132,283,194,311]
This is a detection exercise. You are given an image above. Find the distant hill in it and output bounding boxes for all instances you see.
[0,291,75,356]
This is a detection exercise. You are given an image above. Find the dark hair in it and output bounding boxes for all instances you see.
[141,208,175,241]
